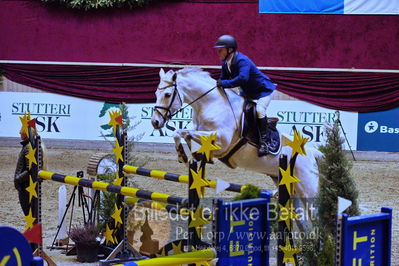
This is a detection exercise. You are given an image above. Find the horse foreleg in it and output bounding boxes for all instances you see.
[176,129,222,163]
[173,131,188,164]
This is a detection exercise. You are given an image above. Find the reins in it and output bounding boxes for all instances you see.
[154,81,217,122]
[170,85,217,117]
[154,74,239,131]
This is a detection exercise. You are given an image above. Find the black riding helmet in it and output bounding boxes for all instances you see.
[214,35,237,51]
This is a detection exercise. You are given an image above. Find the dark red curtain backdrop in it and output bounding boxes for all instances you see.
[1,0,399,111]
[3,63,399,112]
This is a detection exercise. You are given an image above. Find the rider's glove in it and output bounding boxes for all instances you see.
[216,79,223,88]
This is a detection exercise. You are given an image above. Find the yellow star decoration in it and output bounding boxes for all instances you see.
[278,200,299,230]
[108,110,123,133]
[111,203,123,227]
[155,248,166,257]
[112,172,124,186]
[279,239,301,266]
[279,165,300,196]
[190,167,210,198]
[196,261,212,266]
[24,208,36,230]
[103,223,116,245]
[19,112,31,136]
[113,139,124,163]
[25,175,38,203]
[196,133,221,161]
[187,247,212,266]
[172,241,183,255]
[188,205,209,237]
[287,130,308,157]
[25,143,37,170]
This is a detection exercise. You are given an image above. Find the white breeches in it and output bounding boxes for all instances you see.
[255,93,273,118]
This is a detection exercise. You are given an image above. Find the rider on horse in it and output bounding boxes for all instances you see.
[214,35,277,156]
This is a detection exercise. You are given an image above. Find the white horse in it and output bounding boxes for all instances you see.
[151,68,320,200]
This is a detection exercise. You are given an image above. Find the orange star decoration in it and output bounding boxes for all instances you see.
[189,167,210,198]
[24,208,36,230]
[19,112,31,136]
[25,175,38,203]
[287,130,308,157]
[113,139,124,163]
[188,205,209,237]
[111,203,123,227]
[196,133,221,161]
[25,143,37,170]
[278,200,299,230]
[279,165,300,196]
[112,172,123,186]
[279,239,301,266]
[172,241,183,255]
[103,223,116,245]
[108,110,123,134]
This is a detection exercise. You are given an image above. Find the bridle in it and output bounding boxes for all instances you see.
[154,76,217,125]
[154,82,183,124]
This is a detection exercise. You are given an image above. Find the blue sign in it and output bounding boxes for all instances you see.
[214,192,270,266]
[0,226,43,266]
[339,207,392,266]
[259,0,399,14]
[357,107,399,152]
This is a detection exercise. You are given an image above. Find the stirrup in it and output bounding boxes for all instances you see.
[258,144,269,157]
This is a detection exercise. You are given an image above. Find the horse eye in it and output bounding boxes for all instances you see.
[165,93,171,98]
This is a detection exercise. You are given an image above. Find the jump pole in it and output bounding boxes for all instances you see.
[38,170,188,207]
[124,197,193,217]
[123,165,245,193]
[115,248,216,266]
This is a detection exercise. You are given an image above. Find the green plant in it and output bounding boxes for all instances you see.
[317,120,360,235]
[97,103,146,232]
[41,0,152,10]
[68,223,100,245]
[97,173,119,230]
[100,103,145,164]
[233,184,261,201]
[301,119,360,265]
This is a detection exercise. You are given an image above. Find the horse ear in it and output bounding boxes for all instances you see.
[172,73,177,82]
[159,68,165,77]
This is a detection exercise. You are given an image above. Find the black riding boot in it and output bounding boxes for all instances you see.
[257,117,270,157]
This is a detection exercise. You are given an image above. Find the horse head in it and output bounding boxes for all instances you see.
[152,68,183,129]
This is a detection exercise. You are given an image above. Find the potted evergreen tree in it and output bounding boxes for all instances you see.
[68,223,101,262]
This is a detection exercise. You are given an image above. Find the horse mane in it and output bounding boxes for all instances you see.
[177,67,212,80]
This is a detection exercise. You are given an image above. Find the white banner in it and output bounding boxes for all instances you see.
[0,92,358,149]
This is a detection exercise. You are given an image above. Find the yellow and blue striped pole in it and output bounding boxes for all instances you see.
[38,170,188,206]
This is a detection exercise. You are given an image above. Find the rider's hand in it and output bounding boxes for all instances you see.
[216,79,223,88]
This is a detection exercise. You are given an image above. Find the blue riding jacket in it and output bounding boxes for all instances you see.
[219,52,277,99]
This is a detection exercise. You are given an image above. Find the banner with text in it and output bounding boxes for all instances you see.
[0,92,358,150]
[357,107,399,152]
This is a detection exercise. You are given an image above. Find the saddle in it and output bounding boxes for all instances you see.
[219,100,281,168]
[241,101,280,154]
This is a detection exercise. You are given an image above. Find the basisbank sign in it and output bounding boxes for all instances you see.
[357,107,399,152]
